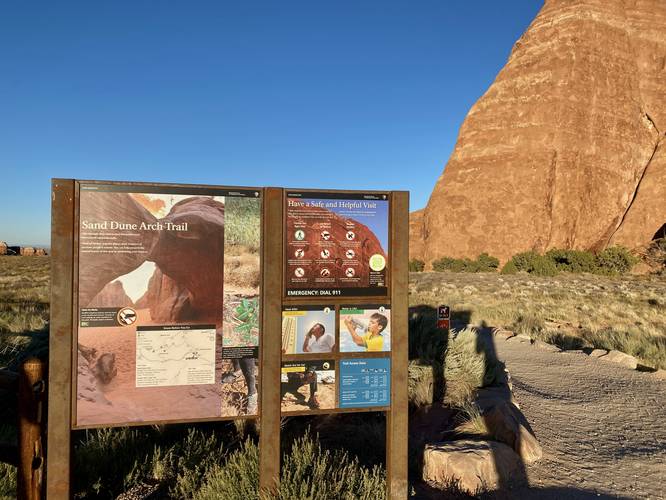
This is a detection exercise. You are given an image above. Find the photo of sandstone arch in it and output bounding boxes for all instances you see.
[75,185,261,426]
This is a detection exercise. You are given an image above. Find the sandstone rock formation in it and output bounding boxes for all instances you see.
[149,197,225,324]
[286,205,387,288]
[412,0,666,264]
[20,247,35,256]
[88,281,135,308]
[78,192,159,307]
[0,242,6,255]
[138,267,193,323]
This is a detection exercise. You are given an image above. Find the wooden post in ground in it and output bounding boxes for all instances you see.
[387,191,409,499]
[17,358,47,500]
[47,179,75,500]
[259,187,283,494]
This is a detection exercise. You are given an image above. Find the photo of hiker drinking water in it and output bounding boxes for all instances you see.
[341,306,391,352]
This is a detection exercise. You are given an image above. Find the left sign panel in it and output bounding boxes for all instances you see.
[75,183,262,427]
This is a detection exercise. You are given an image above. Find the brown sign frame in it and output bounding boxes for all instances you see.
[48,180,408,499]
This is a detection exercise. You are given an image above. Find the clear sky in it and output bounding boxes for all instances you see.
[0,1,542,246]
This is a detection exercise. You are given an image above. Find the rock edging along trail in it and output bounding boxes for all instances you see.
[492,331,666,499]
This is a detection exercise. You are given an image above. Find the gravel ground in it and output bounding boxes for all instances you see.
[493,337,666,499]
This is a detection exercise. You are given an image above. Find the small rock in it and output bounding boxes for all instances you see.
[423,439,526,494]
[508,334,532,343]
[533,340,560,352]
[651,369,666,380]
[600,350,638,370]
[588,349,608,358]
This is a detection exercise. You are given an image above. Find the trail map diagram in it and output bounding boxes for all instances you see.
[136,326,216,388]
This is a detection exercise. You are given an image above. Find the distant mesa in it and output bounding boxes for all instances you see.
[411,0,666,265]
[0,241,48,256]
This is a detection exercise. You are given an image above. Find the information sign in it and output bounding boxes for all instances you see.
[339,358,391,408]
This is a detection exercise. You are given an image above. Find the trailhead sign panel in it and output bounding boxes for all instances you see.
[75,183,262,426]
[284,191,389,297]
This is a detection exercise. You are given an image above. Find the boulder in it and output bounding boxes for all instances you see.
[149,197,225,324]
[0,242,6,255]
[423,439,526,494]
[652,369,666,381]
[78,191,159,307]
[34,248,47,256]
[411,0,666,263]
[479,401,542,464]
[600,350,638,370]
[20,247,35,256]
[589,348,608,358]
[88,281,134,308]
[474,385,517,412]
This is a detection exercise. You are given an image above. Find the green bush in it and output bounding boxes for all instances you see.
[277,435,385,500]
[408,259,425,272]
[594,246,638,275]
[432,254,500,273]
[194,439,259,500]
[507,251,558,276]
[500,260,518,274]
[545,248,597,273]
[476,253,500,272]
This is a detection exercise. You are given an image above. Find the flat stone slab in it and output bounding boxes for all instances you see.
[423,439,526,494]
[600,350,638,370]
[588,349,608,358]
[533,340,561,352]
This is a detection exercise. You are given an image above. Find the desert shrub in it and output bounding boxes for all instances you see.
[545,248,597,273]
[476,253,500,272]
[443,329,504,406]
[432,254,499,273]
[74,426,237,498]
[408,259,425,272]
[408,361,435,408]
[194,439,259,500]
[594,246,638,275]
[277,435,385,500]
[500,260,518,274]
[511,313,545,338]
[508,251,558,276]
[432,256,467,272]
[0,462,16,500]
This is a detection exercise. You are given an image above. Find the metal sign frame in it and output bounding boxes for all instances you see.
[48,180,408,499]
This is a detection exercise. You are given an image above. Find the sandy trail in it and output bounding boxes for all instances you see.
[493,337,666,499]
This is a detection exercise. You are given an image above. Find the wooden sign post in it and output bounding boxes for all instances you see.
[47,180,408,499]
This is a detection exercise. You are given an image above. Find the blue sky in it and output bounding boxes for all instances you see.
[0,1,542,246]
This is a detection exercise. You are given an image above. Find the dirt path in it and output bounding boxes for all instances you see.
[494,337,666,499]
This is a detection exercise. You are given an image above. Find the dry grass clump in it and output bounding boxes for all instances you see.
[0,257,49,335]
[410,271,666,369]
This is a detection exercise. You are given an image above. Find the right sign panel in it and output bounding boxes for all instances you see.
[284,191,389,297]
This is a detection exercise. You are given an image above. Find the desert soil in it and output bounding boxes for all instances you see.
[494,337,666,499]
